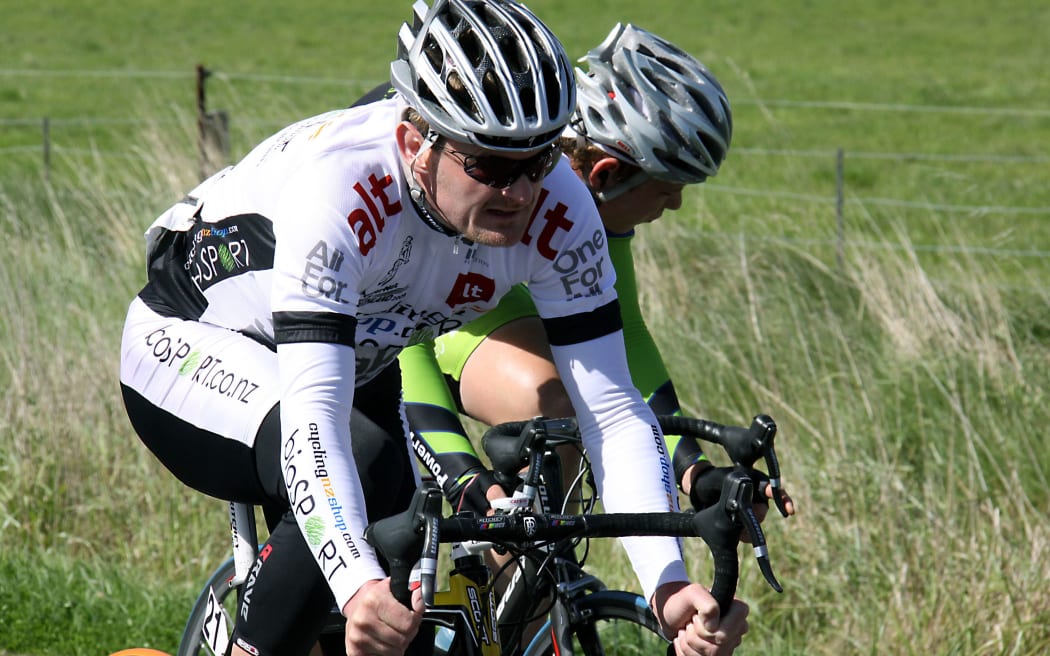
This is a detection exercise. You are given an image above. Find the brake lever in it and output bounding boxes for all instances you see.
[363,483,444,609]
[419,488,443,607]
[693,469,783,617]
[728,469,783,594]
[750,414,789,518]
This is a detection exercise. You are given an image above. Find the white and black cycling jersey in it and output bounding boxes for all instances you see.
[134,97,685,609]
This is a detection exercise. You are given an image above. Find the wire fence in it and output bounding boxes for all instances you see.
[3,67,1049,269]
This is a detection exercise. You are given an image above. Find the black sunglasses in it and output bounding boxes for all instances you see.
[439,143,560,188]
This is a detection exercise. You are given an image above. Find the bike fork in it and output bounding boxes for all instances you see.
[548,598,576,656]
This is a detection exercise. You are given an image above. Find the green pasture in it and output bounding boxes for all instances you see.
[4,0,1048,287]
[1,1,1048,655]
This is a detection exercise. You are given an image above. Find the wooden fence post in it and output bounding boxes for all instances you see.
[42,116,51,184]
[196,64,230,180]
[836,147,844,269]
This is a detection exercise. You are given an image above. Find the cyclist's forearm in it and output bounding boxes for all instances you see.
[405,401,485,496]
[276,341,387,612]
[399,340,486,498]
[646,380,710,490]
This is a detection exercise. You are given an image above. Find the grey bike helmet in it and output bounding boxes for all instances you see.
[390,0,576,152]
[571,23,733,185]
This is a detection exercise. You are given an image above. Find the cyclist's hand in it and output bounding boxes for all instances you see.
[687,463,797,519]
[652,581,749,656]
[453,468,510,515]
[342,578,423,656]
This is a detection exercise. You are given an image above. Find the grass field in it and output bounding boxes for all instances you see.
[2,1,1049,655]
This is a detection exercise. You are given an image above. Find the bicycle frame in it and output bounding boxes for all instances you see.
[189,501,258,656]
[181,507,501,656]
[492,445,608,654]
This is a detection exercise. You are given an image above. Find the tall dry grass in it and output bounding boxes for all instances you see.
[624,204,1050,654]
[0,112,234,584]
[1,111,1047,655]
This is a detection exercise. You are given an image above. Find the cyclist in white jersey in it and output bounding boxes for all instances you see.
[119,2,749,655]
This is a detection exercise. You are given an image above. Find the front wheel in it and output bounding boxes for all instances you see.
[521,590,670,656]
[177,557,239,656]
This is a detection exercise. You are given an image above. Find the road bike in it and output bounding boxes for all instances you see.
[177,414,788,656]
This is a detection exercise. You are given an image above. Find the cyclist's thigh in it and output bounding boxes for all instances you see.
[434,283,536,382]
[120,297,279,502]
[457,318,572,425]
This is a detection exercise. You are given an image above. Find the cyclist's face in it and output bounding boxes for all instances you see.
[598,176,686,234]
[399,124,549,247]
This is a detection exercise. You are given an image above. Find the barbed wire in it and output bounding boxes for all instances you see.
[703,185,1050,216]
[733,98,1050,118]
[0,68,379,86]
[734,147,1050,164]
[695,230,1050,260]
[2,68,1048,251]
[3,150,1047,262]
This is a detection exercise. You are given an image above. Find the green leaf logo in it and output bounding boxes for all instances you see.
[178,350,201,376]
[304,515,325,546]
[219,244,235,271]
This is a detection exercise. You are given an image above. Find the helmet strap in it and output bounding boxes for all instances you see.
[593,169,649,204]
[403,130,458,236]
[566,120,649,204]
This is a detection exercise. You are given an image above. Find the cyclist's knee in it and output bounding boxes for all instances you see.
[535,377,573,418]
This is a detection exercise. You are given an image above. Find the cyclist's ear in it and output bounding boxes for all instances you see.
[588,158,620,192]
[396,121,432,173]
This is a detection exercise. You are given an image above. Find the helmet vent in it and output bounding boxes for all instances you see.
[482,69,516,126]
[685,85,718,123]
[422,34,444,73]
[540,61,560,120]
[654,147,706,180]
[655,56,686,76]
[447,70,481,123]
[459,27,485,67]
[696,130,724,167]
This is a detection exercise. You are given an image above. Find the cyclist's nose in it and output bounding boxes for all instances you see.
[666,190,683,211]
[500,173,537,204]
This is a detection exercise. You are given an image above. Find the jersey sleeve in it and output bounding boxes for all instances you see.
[274,341,387,612]
[269,155,388,611]
[549,330,688,601]
[398,339,487,504]
[608,234,708,486]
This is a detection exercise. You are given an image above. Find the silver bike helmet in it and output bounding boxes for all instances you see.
[391,0,576,152]
[571,23,733,184]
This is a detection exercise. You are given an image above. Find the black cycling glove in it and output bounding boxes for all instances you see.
[688,461,771,511]
[449,467,506,516]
